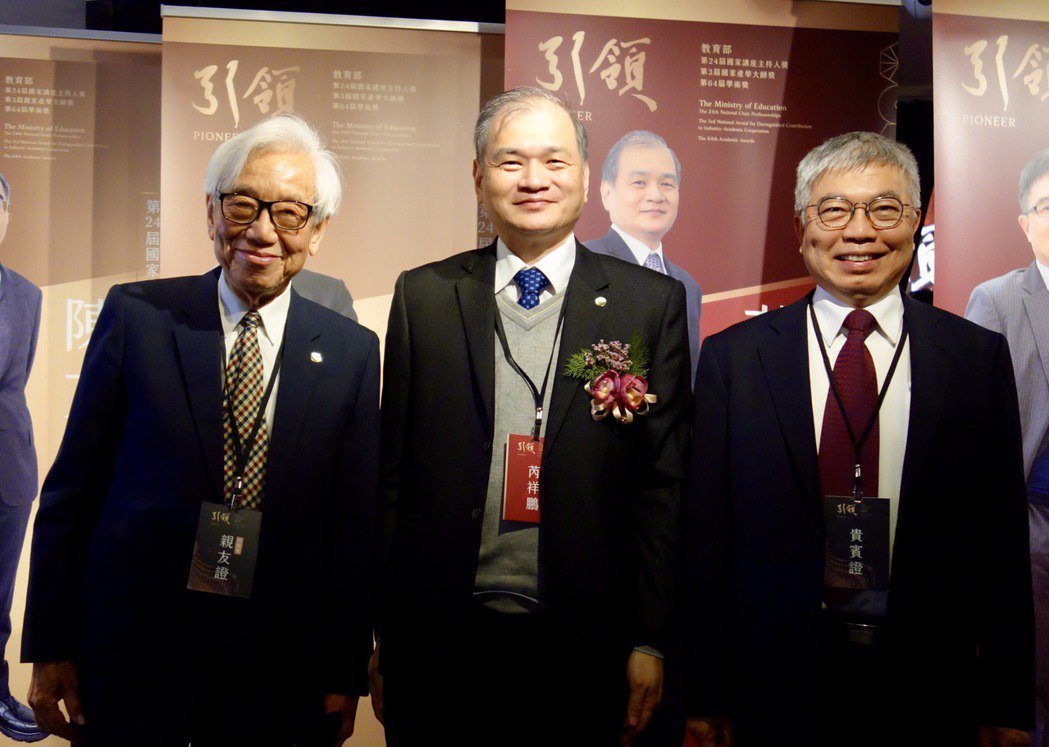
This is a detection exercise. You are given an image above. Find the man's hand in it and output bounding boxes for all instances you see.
[977,726,1031,747]
[367,645,384,725]
[322,694,359,747]
[621,650,663,744]
[686,716,734,747]
[27,661,84,742]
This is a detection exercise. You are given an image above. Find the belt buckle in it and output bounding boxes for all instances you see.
[843,622,880,646]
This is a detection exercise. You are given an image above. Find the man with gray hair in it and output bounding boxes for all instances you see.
[587,130,703,379]
[967,149,1049,746]
[374,87,691,745]
[685,131,1033,745]
[22,114,379,746]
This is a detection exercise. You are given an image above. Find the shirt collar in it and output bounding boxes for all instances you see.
[217,270,292,346]
[812,285,904,348]
[1036,259,1049,292]
[612,224,663,264]
[494,234,577,296]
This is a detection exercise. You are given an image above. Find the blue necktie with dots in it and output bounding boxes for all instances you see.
[514,268,549,310]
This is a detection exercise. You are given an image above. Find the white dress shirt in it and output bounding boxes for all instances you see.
[1036,258,1049,291]
[494,234,577,304]
[218,271,291,431]
[807,286,911,557]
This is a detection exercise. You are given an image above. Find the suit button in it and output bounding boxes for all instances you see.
[483,441,492,453]
[471,507,482,520]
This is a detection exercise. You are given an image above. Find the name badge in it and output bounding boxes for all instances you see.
[187,502,261,599]
[822,495,890,591]
[503,434,543,524]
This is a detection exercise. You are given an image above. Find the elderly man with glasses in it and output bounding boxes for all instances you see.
[684,131,1034,746]
[21,114,379,747]
[968,149,1049,747]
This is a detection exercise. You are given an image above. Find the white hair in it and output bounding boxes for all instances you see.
[203,114,342,222]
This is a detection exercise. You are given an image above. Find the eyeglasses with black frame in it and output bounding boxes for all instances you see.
[218,193,314,231]
[1024,202,1049,219]
[805,196,913,230]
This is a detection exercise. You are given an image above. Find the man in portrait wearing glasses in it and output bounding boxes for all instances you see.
[0,174,47,743]
[967,149,1049,747]
[21,114,379,747]
[684,131,1033,746]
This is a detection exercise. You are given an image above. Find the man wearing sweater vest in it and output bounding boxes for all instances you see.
[372,87,692,746]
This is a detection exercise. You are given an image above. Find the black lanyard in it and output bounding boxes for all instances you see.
[494,296,568,441]
[809,302,907,498]
[224,328,285,509]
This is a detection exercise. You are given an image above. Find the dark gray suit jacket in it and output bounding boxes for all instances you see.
[0,263,41,507]
[378,241,692,670]
[585,229,702,379]
[291,268,357,321]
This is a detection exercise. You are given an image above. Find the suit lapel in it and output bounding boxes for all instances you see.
[264,290,322,500]
[545,243,610,452]
[758,298,820,502]
[899,295,953,504]
[456,245,498,436]
[173,269,226,500]
[601,230,639,265]
[1021,262,1049,392]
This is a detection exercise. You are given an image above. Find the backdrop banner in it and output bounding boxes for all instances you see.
[505,6,899,338]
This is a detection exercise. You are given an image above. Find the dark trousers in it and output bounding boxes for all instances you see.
[77,594,327,747]
[384,605,626,746]
[0,499,32,686]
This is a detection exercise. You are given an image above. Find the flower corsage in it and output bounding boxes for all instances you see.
[563,335,657,424]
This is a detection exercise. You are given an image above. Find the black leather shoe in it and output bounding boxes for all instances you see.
[0,693,47,743]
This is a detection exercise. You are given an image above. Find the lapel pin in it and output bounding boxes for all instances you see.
[595,296,607,307]
[310,351,323,363]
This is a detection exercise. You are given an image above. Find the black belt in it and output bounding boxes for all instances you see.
[820,611,888,647]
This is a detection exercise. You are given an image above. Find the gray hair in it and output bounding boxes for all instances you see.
[0,172,8,203]
[794,131,920,216]
[474,86,588,164]
[204,113,341,222]
[1019,150,1049,212]
[601,130,681,185]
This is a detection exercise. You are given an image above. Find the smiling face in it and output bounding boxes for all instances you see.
[1020,172,1049,266]
[473,99,589,261]
[207,149,328,309]
[600,144,679,250]
[795,163,921,308]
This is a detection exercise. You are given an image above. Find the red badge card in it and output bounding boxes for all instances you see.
[503,434,543,524]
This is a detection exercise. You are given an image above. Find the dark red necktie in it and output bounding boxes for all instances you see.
[818,309,879,497]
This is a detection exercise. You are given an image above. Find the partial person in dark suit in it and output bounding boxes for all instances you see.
[22,114,379,747]
[586,131,702,379]
[967,149,1049,747]
[685,132,1033,747]
[0,173,47,743]
[371,87,692,746]
[294,268,357,321]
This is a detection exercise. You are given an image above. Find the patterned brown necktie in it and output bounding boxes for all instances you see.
[223,311,268,509]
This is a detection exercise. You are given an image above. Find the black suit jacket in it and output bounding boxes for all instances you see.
[683,293,1034,739]
[378,241,692,666]
[23,270,379,720]
[585,229,702,380]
